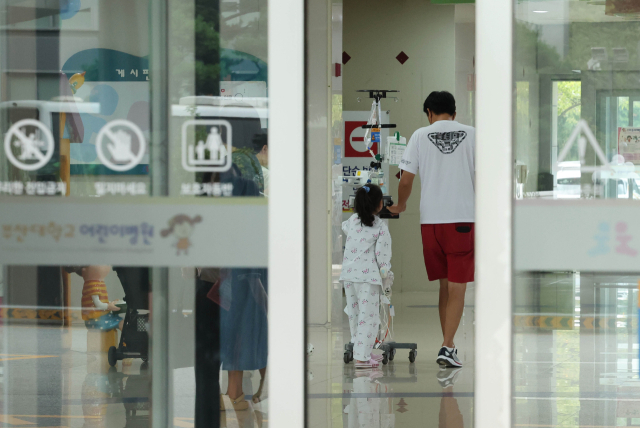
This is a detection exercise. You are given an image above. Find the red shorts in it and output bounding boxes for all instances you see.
[421,223,475,283]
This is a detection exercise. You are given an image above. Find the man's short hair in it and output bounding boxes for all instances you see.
[423,91,456,116]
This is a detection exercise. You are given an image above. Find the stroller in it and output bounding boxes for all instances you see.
[108,267,150,367]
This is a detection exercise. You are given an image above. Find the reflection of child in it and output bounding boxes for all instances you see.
[340,184,392,369]
[65,266,123,331]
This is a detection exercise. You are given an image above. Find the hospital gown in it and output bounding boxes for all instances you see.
[340,214,392,361]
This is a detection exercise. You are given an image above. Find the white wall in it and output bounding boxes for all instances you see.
[306,0,334,326]
[343,0,473,292]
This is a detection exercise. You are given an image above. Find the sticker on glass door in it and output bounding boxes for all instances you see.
[4,119,55,171]
[96,119,147,172]
[181,119,232,172]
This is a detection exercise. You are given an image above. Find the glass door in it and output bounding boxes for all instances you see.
[509,3,640,428]
[0,1,304,427]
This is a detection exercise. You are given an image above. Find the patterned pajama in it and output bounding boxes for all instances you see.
[344,281,380,361]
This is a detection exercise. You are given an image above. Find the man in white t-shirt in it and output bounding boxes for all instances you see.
[388,91,475,368]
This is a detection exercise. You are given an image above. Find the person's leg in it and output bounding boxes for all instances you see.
[226,370,244,400]
[252,366,267,403]
[195,278,220,427]
[442,281,467,348]
[344,282,359,344]
[438,278,449,337]
[439,223,474,350]
[422,224,452,362]
[353,283,379,363]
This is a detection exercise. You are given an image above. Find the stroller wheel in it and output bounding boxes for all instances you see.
[108,346,118,367]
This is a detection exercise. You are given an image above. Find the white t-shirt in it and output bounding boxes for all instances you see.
[399,120,475,224]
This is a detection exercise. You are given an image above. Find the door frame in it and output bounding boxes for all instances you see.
[475,1,513,428]
[268,0,306,427]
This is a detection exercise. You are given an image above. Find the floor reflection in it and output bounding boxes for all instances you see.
[0,324,151,428]
[439,383,464,428]
[305,287,475,428]
[344,369,395,428]
[514,272,640,428]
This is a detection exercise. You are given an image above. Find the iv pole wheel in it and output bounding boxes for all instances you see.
[389,348,396,361]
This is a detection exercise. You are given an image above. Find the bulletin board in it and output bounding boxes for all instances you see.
[618,127,640,164]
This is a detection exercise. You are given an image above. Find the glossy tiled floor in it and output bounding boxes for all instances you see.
[2,272,638,428]
[513,273,640,428]
[307,272,640,428]
[307,285,476,428]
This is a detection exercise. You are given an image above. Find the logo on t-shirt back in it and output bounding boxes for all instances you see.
[428,131,467,154]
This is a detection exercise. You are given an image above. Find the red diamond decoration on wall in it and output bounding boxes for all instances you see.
[396,51,409,65]
[342,51,351,65]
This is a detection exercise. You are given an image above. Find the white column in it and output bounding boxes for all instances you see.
[475,1,513,428]
[268,0,305,426]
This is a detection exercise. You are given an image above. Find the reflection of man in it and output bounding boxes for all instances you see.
[439,381,464,428]
[388,91,475,368]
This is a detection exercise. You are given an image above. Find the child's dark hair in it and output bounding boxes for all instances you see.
[354,184,383,227]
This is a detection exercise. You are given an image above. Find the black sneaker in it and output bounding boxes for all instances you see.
[436,346,463,368]
[437,367,462,388]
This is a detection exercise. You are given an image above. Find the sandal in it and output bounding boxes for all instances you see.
[220,393,249,411]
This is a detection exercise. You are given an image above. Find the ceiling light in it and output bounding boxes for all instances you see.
[533,10,548,13]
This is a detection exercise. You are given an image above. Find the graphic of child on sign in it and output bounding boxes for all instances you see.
[160,214,202,255]
[15,132,47,161]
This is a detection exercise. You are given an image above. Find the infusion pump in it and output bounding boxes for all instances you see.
[342,162,398,219]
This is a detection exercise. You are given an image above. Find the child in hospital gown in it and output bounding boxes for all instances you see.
[341,184,392,368]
